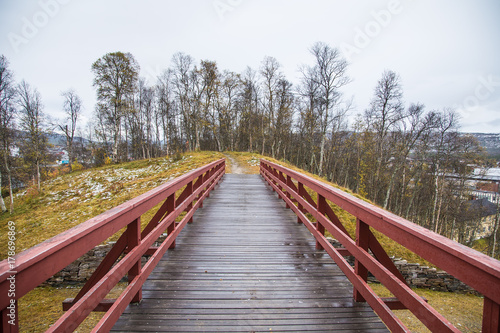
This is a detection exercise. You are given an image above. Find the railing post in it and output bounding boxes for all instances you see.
[127,217,142,303]
[166,194,176,249]
[1,300,18,333]
[297,182,306,224]
[482,297,500,333]
[354,218,369,302]
[206,169,212,198]
[193,175,203,208]
[187,180,193,223]
[284,174,292,209]
[316,194,327,250]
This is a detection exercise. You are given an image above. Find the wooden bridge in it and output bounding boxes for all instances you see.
[1,159,500,332]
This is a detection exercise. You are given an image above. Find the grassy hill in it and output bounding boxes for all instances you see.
[0,151,225,259]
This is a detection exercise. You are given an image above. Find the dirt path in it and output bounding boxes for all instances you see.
[224,154,249,174]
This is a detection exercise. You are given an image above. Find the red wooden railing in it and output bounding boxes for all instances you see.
[260,159,500,333]
[0,159,225,333]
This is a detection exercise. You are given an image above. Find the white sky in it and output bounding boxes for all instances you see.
[1,0,499,133]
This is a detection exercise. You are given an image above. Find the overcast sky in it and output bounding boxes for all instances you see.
[1,0,499,133]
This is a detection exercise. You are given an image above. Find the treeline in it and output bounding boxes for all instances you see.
[0,43,495,252]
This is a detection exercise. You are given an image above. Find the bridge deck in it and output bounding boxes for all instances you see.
[112,174,388,332]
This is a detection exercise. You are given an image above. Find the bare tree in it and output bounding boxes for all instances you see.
[156,69,177,155]
[365,70,405,201]
[301,42,350,176]
[0,55,16,212]
[17,80,46,191]
[171,52,196,151]
[260,56,283,157]
[59,89,82,169]
[217,70,240,151]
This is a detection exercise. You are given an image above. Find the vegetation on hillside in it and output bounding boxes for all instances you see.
[0,151,225,259]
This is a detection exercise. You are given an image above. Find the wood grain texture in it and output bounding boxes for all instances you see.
[112,174,388,332]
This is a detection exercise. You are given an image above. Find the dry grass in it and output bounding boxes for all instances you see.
[370,283,483,332]
[19,283,127,332]
[0,151,225,259]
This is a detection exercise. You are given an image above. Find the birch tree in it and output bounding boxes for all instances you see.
[59,89,82,169]
[0,55,16,212]
[92,52,139,161]
[301,42,349,176]
[17,80,46,191]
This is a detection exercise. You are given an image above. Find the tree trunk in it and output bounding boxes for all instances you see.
[383,165,399,209]
[113,122,120,161]
[36,159,41,191]
[434,189,444,233]
[431,168,440,230]
[4,152,14,213]
[491,196,500,257]
[318,135,326,176]
[0,168,7,212]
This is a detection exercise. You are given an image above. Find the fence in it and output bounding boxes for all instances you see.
[0,159,225,333]
[260,159,500,333]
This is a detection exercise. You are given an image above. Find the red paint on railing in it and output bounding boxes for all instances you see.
[260,159,500,333]
[0,159,225,332]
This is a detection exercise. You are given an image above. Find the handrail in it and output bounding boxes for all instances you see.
[0,158,225,332]
[260,159,500,333]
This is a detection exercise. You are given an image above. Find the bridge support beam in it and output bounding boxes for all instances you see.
[354,218,369,302]
[483,297,500,333]
[127,217,142,303]
[1,300,18,333]
[166,194,176,249]
[316,195,327,250]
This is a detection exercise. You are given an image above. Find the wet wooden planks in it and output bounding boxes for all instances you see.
[112,174,388,332]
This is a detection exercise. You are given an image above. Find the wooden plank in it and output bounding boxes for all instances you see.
[112,174,388,332]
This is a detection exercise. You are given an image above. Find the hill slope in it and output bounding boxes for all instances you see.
[0,151,225,259]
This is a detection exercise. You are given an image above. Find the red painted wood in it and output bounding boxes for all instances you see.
[62,298,115,312]
[368,232,408,285]
[47,164,225,332]
[261,159,500,304]
[297,182,305,223]
[483,297,500,333]
[91,167,224,333]
[316,195,327,250]
[127,218,142,303]
[0,159,225,330]
[261,161,462,332]
[166,194,176,249]
[187,180,193,223]
[72,232,128,305]
[1,300,17,333]
[262,172,408,331]
[354,219,369,302]
[382,297,427,310]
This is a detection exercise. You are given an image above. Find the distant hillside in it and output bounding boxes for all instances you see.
[468,132,500,158]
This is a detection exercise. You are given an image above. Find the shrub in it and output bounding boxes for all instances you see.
[71,160,84,172]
